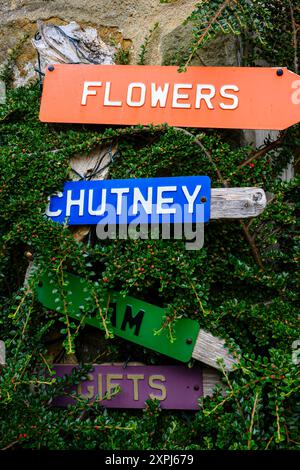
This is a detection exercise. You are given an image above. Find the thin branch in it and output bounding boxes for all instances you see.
[13,380,55,386]
[58,268,73,355]
[265,436,273,450]
[189,279,210,315]
[184,0,234,69]
[1,440,19,450]
[39,353,52,375]
[22,126,166,158]
[247,391,260,449]
[173,127,226,182]
[93,290,113,339]
[237,134,285,170]
[275,400,281,443]
[220,363,246,423]
[194,51,208,66]
[239,220,264,269]
[284,423,290,444]
[73,424,135,431]
[244,217,256,230]
[253,226,281,242]
[10,285,32,319]
[173,127,264,269]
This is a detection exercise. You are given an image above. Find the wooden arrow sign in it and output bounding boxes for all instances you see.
[37,271,237,371]
[46,176,211,224]
[40,64,300,130]
[52,363,222,409]
[46,181,266,225]
[0,340,5,366]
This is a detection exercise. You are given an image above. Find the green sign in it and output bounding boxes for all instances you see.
[37,272,199,362]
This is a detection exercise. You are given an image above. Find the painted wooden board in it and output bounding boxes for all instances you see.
[192,330,236,371]
[0,340,5,366]
[46,183,266,224]
[0,80,6,105]
[37,272,199,363]
[46,176,211,224]
[210,187,266,219]
[52,363,222,409]
[69,146,113,182]
[68,146,115,242]
[39,64,300,130]
[202,366,224,396]
[37,271,237,370]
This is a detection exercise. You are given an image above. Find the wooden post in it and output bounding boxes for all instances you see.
[37,271,238,371]
[211,187,266,219]
[0,80,6,105]
[192,330,237,371]
[202,367,224,396]
[0,340,5,366]
[51,362,223,408]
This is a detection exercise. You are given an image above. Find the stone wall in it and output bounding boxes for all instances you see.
[0,0,240,85]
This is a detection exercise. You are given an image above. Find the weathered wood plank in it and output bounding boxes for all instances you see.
[202,367,223,396]
[38,270,239,371]
[211,187,266,219]
[69,146,112,182]
[192,329,237,371]
[68,146,115,242]
[0,80,6,105]
[0,340,5,366]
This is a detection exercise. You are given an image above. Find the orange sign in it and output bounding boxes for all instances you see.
[39,64,300,130]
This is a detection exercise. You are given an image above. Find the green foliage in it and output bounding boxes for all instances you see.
[0,3,299,450]
[0,34,30,86]
[0,82,299,450]
[182,0,300,70]
[114,46,131,65]
[138,23,159,65]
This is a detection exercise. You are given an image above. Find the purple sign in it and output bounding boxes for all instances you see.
[52,364,204,410]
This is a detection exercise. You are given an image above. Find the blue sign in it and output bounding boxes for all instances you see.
[46,176,210,225]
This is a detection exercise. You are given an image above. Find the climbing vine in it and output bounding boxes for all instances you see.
[181,0,300,71]
[0,1,299,451]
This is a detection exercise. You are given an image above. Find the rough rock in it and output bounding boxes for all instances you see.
[161,21,241,66]
[0,0,201,85]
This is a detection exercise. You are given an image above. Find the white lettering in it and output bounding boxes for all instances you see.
[132,188,153,215]
[88,189,107,216]
[195,84,215,109]
[182,185,202,213]
[45,193,63,217]
[104,82,122,107]
[127,83,146,107]
[111,188,130,215]
[157,186,177,214]
[151,83,170,107]
[81,81,102,105]
[219,85,239,109]
[172,84,192,108]
[66,190,85,217]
